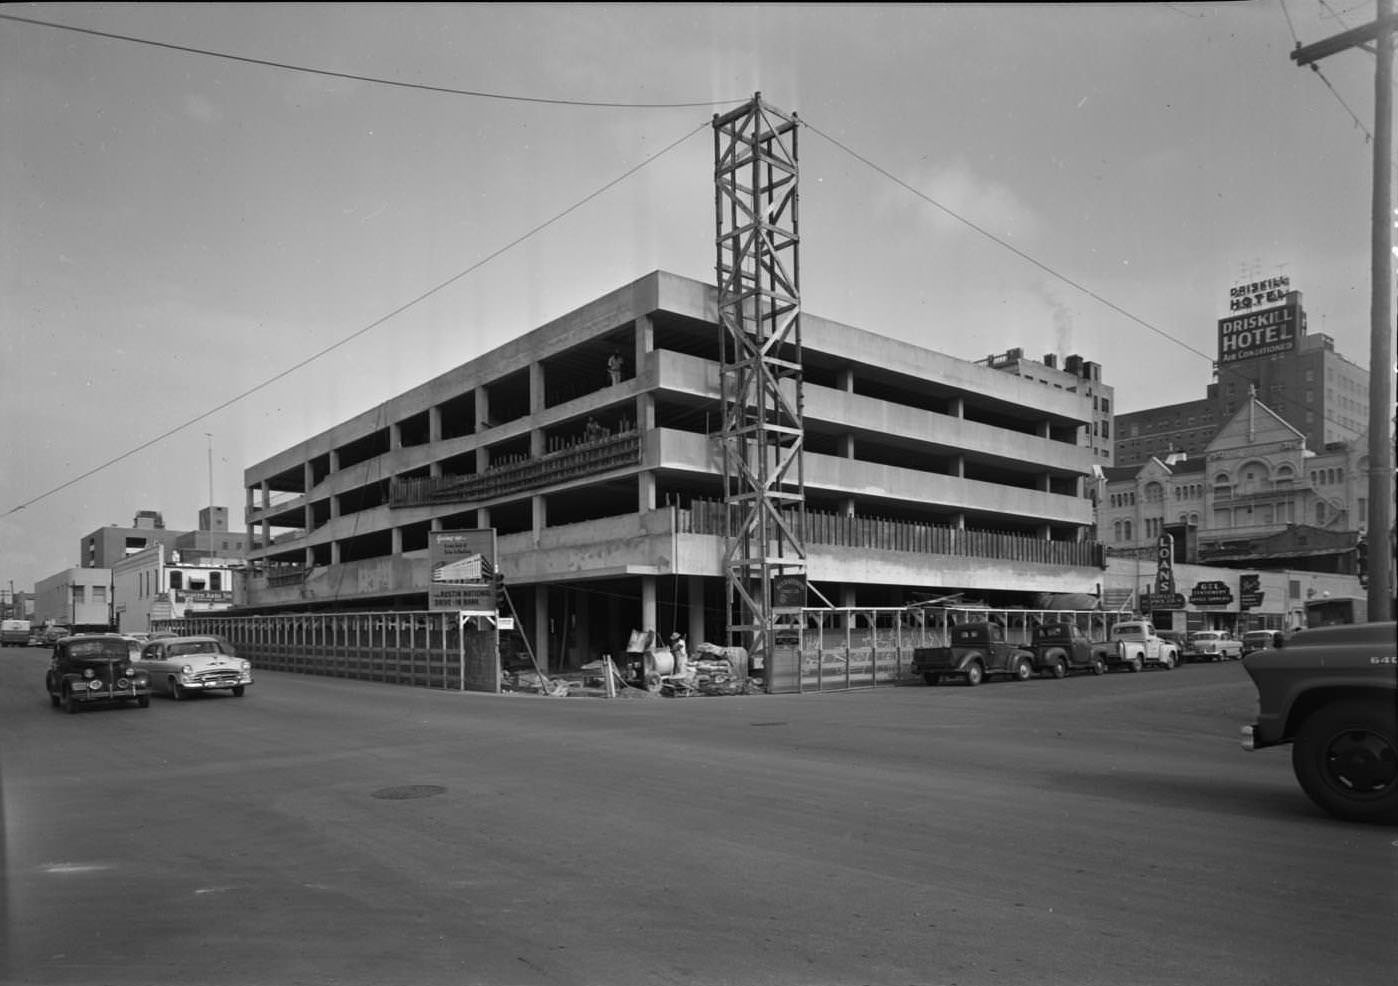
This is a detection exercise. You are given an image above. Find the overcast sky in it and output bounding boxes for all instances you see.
[0,2,1387,594]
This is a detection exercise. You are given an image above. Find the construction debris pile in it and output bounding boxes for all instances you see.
[500,633,757,698]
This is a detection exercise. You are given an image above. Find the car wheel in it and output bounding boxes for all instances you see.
[64,689,80,715]
[1091,658,1106,676]
[1014,658,1033,682]
[1051,659,1067,680]
[1130,659,1142,673]
[1163,653,1176,670]
[231,685,246,697]
[964,662,984,687]
[1290,699,1398,824]
[170,679,184,701]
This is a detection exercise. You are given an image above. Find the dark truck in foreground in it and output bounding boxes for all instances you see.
[1028,622,1108,678]
[913,622,1035,686]
[1240,621,1397,824]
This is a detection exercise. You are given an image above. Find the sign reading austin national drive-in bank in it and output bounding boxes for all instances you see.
[429,529,496,613]
[1217,302,1299,365]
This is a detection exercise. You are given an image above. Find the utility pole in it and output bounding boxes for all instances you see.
[1292,0,1396,621]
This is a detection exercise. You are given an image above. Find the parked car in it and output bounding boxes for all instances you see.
[2,619,33,647]
[1104,620,1179,672]
[1188,630,1243,662]
[1242,629,1285,655]
[1157,629,1189,657]
[912,621,1036,686]
[1240,621,1397,824]
[44,634,151,713]
[138,635,253,700]
[41,625,71,645]
[1027,622,1108,678]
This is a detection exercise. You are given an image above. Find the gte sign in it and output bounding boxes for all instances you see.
[1217,302,1299,365]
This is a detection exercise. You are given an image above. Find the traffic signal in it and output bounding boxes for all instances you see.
[494,571,507,612]
[1355,536,1368,588]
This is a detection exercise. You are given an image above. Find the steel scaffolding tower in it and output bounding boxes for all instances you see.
[713,93,807,669]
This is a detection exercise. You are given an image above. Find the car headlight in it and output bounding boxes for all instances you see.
[82,668,95,679]
[240,660,251,671]
[181,665,193,675]
[123,667,135,676]
[88,679,104,691]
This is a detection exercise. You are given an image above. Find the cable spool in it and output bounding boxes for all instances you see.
[644,648,675,677]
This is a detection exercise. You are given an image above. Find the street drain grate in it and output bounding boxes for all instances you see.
[371,784,447,800]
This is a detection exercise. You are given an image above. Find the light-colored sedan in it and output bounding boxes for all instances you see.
[138,635,253,700]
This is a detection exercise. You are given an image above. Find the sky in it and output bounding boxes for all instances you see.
[0,2,1389,595]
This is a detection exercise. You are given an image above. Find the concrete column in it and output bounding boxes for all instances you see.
[530,360,545,415]
[952,512,966,531]
[261,480,270,511]
[477,507,491,530]
[304,546,314,568]
[304,504,315,533]
[841,496,856,517]
[304,461,315,493]
[640,575,658,638]
[475,387,490,431]
[840,583,856,631]
[637,391,656,431]
[532,495,546,541]
[260,517,270,549]
[391,526,403,555]
[953,455,965,478]
[329,450,340,473]
[429,405,442,443]
[633,314,653,370]
[574,589,592,664]
[838,368,854,392]
[330,540,340,564]
[1038,420,1051,439]
[687,576,706,646]
[330,493,341,520]
[839,434,855,458]
[638,472,656,513]
[1038,523,1051,541]
[390,421,403,450]
[533,586,550,674]
[950,397,964,419]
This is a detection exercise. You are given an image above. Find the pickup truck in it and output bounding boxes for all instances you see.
[1027,622,1108,679]
[1104,620,1179,672]
[1240,621,1397,824]
[1188,629,1243,662]
[912,622,1035,687]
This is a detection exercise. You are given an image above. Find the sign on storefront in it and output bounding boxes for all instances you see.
[1239,574,1264,611]
[1189,580,1235,607]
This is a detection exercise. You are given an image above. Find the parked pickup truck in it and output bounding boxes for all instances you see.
[1104,620,1179,672]
[1188,629,1243,662]
[913,622,1035,687]
[1240,621,1397,824]
[1028,622,1109,679]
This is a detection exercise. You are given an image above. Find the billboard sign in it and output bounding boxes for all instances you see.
[1217,302,1299,365]
[1154,535,1175,596]
[1228,275,1290,313]
[1189,580,1235,607]
[429,529,497,613]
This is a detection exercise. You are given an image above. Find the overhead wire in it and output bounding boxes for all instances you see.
[800,118,1359,435]
[3,119,710,517]
[1278,0,1374,141]
[0,12,748,109]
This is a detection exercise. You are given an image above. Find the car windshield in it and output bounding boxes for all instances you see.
[1112,625,1146,639]
[67,640,129,660]
[1036,626,1070,641]
[167,640,225,657]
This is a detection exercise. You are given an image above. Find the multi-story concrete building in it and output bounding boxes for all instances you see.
[243,271,1106,670]
[33,567,114,629]
[976,349,1114,465]
[1115,282,1368,468]
[1099,397,1367,572]
[79,510,187,569]
[79,507,250,570]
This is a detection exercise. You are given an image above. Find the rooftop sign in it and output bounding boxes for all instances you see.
[1229,275,1290,312]
[1217,302,1299,365]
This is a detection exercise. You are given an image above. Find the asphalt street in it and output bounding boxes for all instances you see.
[1,646,1394,986]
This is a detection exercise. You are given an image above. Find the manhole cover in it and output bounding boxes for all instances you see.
[371,784,447,800]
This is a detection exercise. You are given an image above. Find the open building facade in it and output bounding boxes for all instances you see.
[243,271,1106,672]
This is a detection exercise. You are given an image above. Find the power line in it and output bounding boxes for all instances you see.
[0,13,747,110]
[1278,0,1374,141]
[800,118,1349,432]
[3,120,710,517]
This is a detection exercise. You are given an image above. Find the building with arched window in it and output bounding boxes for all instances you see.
[1098,397,1367,574]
